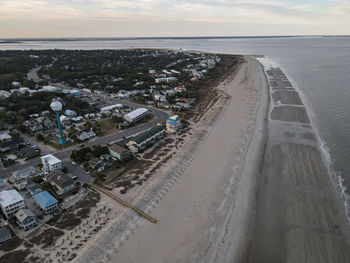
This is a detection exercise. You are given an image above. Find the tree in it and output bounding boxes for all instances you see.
[36,133,44,141]
[62,167,68,173]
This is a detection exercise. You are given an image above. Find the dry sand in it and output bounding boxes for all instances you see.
[101,56,268,263]
[249,63,350,263]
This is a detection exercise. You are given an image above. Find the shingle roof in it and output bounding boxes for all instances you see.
[47,172,74,188]
[0,137,25,149]
[131,125,166,144]
[33,191,58,209]
[13,166,37,178]
[15,208,35,222]
[0,227,11,239]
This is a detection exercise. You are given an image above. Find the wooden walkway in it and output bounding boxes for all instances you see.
[91,183,157,224]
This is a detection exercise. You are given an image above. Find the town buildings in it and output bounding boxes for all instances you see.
[166,115,181,133]
[41,154,62,173]
[127,125,167,153]
[124,108,149,123]
[0,189,25,218]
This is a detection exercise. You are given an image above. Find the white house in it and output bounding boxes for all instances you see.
[0,190,25,218]
[78,129,96,141]
[41,154,62,173]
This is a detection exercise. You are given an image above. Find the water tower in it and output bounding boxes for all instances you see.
[50,99,66,144]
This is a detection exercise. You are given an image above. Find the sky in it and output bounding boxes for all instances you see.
[0,0,350,38]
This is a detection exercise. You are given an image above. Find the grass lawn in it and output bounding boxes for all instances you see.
[96,119,118,136]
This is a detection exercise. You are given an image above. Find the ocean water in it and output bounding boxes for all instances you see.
[1,36,350,197]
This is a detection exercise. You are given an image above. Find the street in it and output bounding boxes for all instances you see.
[0,101,169,185]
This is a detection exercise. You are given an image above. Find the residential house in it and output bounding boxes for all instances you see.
[41,154,62,173]
[47,172,76,196]
[11,166,38,190]
[0,227,11,245]
[78,129,96,141]
[0,131,12,142]
[0,190,25,218]
[33,191,59,215]
[43,119,56,129]
[89,158,106,172]
[0,179,12,192]
[127,125,167,153]
[26,181,42,196]
[15,209,37,231]
[64,109,77,117]
[18,145,40,159]
[59,115,70,126]
[109,144,132,161]
[24,120,43,132]
[0,137,25,152]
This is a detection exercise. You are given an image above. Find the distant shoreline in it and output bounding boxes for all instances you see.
[0,41,22,44]
[0,35,337,42]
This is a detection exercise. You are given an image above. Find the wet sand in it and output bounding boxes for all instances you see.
[249,62,350,263]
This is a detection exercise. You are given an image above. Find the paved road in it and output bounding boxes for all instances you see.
[0,104,169,184]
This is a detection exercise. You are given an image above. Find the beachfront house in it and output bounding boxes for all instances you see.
[109,144,132,161]
[166,115,181,133]
[33,191,59,215]
[47,172,76,196]
[15,208,37,231]
[0,189,25,218]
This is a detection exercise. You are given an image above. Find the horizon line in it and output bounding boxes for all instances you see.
[1,34,350,42]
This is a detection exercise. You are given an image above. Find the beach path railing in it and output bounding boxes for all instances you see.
[91,183,157,224]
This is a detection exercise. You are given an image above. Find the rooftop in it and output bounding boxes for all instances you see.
[131,125,166,144]
[167,115,180,122]
[124,108,148,120]
[33,191,58,209]
[13,166,37,178]
[41,154,61,165]
[0,189,24,207]
[15,208,35,222]
[47,172,74,188]
[109,144,128,154]
[0,227,11,239]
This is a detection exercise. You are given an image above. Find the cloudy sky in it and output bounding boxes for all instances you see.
[0,0,349,38]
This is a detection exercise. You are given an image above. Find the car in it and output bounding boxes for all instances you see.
[72,162,78,166]
[79,144,85,148]
[71,175,78,180]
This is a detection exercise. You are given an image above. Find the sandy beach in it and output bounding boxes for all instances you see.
[73,55,350,263]
[94,56,269,263]
[249,61,350,263]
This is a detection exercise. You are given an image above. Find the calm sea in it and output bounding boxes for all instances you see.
[1,36,350,196]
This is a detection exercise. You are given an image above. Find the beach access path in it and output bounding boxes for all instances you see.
[107,56,268,262]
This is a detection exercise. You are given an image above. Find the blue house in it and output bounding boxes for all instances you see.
[33,191,59,215]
